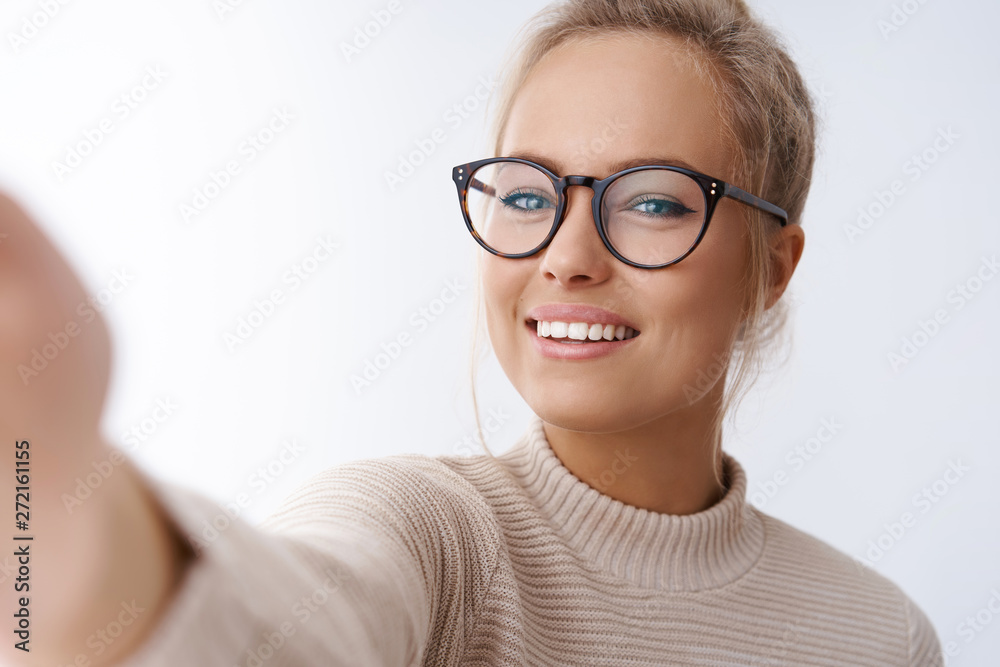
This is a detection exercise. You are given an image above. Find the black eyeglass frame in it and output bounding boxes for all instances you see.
[451,156,789,269]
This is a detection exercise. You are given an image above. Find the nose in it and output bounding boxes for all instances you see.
[536,183,614,287]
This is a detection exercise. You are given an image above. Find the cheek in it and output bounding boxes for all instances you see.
[688,206,751,315]
[642,210,751,359]
[481,255,526,352]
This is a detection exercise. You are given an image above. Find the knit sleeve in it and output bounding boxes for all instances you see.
[117,453,499,667]
[904,594,944,667]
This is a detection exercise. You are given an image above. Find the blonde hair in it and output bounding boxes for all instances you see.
[463,0,818,485]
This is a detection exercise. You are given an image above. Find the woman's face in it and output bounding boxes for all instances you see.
[483,33,753,433]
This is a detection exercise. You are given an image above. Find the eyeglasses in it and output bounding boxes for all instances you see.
[451,157,788,269]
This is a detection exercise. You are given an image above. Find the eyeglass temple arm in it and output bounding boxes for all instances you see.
[468,177,496,198]
[722,183,789,226]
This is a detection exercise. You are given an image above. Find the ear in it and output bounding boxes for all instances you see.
[764,223,805,310]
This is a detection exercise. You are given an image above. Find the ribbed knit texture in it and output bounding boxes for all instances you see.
[121,414,943,666]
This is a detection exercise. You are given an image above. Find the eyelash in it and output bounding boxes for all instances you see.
[500,189,552,209]
[628,194,696,218]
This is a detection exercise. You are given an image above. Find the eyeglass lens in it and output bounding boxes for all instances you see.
[465,161,708,266]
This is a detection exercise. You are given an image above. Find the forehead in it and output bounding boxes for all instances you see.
[501,33,732,180]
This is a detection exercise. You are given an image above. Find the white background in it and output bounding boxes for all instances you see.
[1,0,997,663]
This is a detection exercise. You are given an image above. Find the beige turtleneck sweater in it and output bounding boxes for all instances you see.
[119,414,943,666]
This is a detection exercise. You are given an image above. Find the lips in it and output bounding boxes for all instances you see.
[525,313,639,359]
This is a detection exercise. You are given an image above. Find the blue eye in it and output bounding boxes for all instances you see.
[500,189,554,212]
[629,195,696,218]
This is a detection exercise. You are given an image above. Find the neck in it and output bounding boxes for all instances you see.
[542,381,727,516]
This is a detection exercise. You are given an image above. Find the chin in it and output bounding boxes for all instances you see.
[526,380,701,434]
[526,394,644,434]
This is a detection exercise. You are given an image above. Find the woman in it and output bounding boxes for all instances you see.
[1,0,942,665]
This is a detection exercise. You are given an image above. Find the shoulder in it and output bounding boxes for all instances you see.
[261,450,509,562]
[754,508,903,593]
[752,508,943,665]
[264,450,503,519]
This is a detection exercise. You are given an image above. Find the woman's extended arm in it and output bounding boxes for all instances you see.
[0,190,503,666]
[111,455,480,666]
[0,192,194,666]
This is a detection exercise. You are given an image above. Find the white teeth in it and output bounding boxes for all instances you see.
[533,320,638,341]
[568,322,589,340]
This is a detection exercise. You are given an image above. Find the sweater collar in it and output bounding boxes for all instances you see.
[497,413,765,592]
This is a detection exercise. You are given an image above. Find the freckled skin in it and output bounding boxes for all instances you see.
[481,34,804,514]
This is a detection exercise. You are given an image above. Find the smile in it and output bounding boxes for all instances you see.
[526,319,640,360]
[532,320,640,342]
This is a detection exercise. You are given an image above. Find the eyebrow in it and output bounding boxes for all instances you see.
[504,151,706,177]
